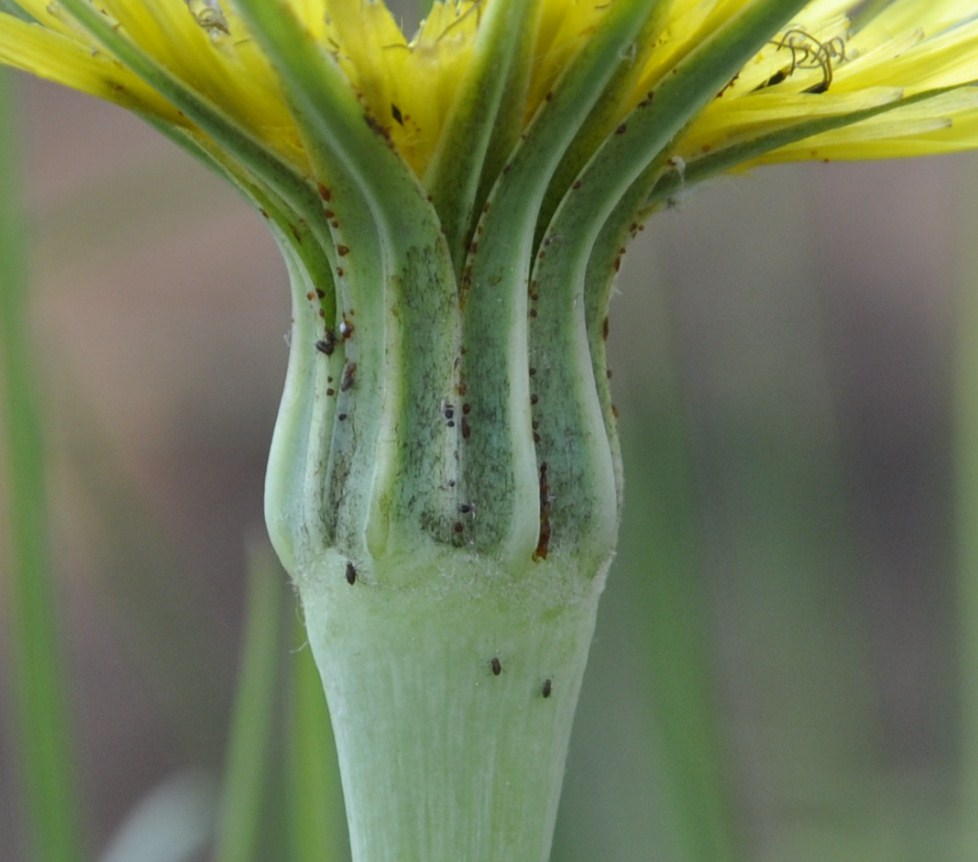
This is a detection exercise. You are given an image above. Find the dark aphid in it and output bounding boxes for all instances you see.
[542,678,552,698]
[391,103,404,125]
[345,561,357,585]
[490,657,502,676]
[316,329,337,355]
[533,462,552,561]
[340,362,357,392]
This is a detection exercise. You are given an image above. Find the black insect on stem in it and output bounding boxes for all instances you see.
[340,362,357,392]
[345,562,357,585]
[533,463,552,561]
[542,678,552,698]
[490,657,502,676]
[316,329,337,355]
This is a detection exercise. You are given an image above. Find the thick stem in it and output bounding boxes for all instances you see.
[297,550,607,862]
[264,142,621,859]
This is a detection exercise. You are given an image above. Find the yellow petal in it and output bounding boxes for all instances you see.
[0,12,182,121]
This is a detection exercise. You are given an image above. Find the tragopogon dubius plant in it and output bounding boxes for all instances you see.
[3,1,978,859]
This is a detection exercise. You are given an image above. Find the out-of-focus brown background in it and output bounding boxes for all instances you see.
[3,66,977,861]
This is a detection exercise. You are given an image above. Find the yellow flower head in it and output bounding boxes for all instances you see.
[3,1,977,186]
[3,4,978,563]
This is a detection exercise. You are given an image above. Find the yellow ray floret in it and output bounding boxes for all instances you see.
[667,0,978,164]
[1,0,977,184]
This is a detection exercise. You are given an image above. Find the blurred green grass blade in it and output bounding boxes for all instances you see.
[213,538,285,862]
[622,336,741,862]
[625,429,740,862]
[0,71,86,862]
[288,608,346,862]
[956,191,978,853]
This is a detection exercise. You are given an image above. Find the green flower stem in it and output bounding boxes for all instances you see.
[298,549,607,862]
[214,539,285,862]
[0,70,85,862]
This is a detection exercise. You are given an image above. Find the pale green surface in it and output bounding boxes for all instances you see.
[299,547,607,862]
[99,772,216,862]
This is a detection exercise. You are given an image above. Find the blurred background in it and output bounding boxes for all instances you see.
[2,57,978,861]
